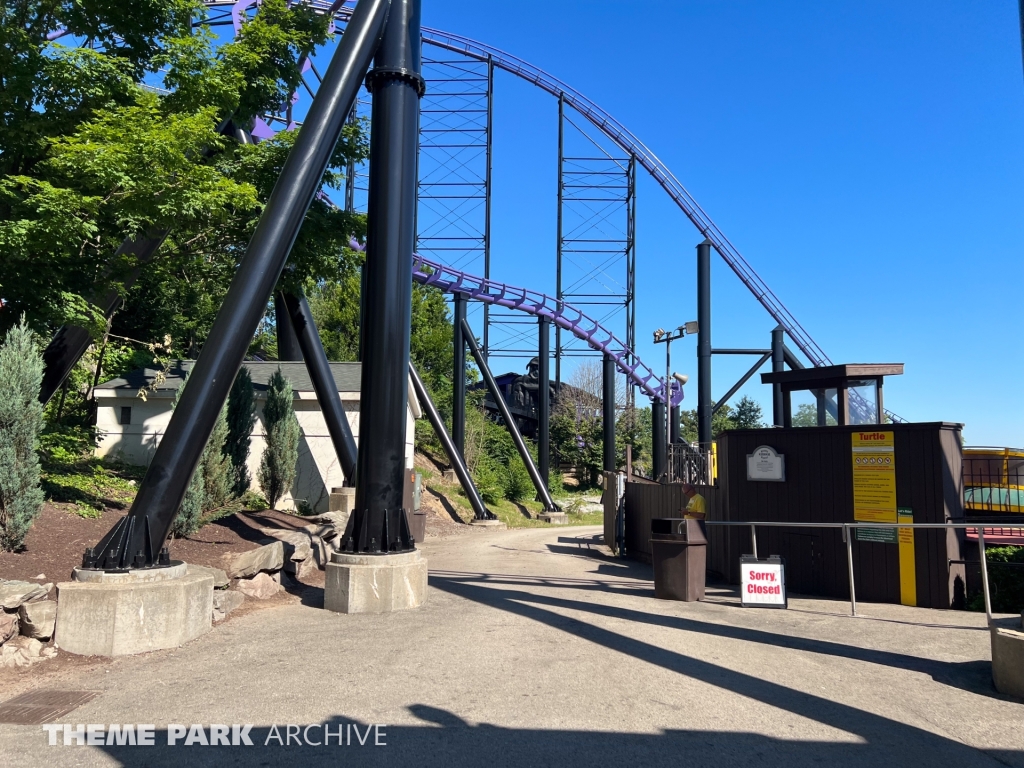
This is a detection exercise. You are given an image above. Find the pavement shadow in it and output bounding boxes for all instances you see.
[91,706,1024,767]
[429,571,1011,704]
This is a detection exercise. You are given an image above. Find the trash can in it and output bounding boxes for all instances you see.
[650,517,707,601]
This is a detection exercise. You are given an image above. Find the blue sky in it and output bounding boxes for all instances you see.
[405,0,1024,446]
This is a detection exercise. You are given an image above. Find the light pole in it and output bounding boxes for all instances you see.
[653,322,697,473]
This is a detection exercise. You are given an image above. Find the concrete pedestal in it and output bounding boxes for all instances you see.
[469,518,506,528]
[991,616,1024,699]
[539,512,569,525]
[330,487,356,514]
[324,550,426,614]
[55,565,213,657]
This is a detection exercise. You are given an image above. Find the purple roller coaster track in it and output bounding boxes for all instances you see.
[346,239,684,406]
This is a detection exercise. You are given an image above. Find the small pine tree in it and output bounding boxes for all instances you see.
[0,318,45,552]
[258,368,300,509]
[170,374,204,537]
[201,405,232,513]
[225,367,256,496]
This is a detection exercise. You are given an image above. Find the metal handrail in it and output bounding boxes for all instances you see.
[703,520,1024,622]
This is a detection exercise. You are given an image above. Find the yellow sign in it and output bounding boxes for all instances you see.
[851,431,896,523]
[898,507,916,606]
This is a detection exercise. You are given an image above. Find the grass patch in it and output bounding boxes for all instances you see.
[41,456,145,518]
[428,479,604,529]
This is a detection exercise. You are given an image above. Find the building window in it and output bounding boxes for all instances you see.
[119,406,132,425]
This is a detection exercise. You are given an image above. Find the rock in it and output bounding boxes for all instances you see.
[0,610,18,644]
[187,564,229,589]
[211,591,244,622]
[18,600,56,640]
[0,636,52,668]
[225,541,284,579]
[236,572,280,600]
[33,574,45,580]
[0,638,50,667]
[0,580,52,610]
[258,528,313,563]
[284,557,316,579]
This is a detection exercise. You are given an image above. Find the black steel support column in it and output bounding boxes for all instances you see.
[462,318,558,511]
[345,0,423,555]
[410,362,491,519]
[652,398,666,480]
[603,353,616,473]
[274,293,302,361]
[452,292,467,459]
[82,0,391,571]
[670,405,680,444]
[538,317,550,488]
[697,238,712,448]
[771,326,785,427]
[281,291,359,485]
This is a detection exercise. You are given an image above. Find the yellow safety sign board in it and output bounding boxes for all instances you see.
[851,431,896,523]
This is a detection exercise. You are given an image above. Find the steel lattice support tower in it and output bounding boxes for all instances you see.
[554,95,636,396]
[416,51,493,353]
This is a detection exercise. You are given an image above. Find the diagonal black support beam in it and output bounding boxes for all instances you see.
[712,352,771,416]
[83,0,392,572]
[280,291,358,486]
[409,362,491,520]
[461,318,558,512]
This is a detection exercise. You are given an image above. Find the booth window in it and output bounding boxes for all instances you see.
[119,406,132,425]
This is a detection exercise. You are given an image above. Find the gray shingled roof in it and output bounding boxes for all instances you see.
[96,360,363,395]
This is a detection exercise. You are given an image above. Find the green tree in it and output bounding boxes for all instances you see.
[225,366,257,495]
[258,368,299,508]
[0,318,46,551]
[201,405,232,512]
[0,0,365,354]
[732,396,765,430]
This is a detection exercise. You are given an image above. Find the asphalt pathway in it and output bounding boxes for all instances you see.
[0,525,1021,767]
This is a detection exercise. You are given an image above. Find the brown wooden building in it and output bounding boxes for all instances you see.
[622,422,967,609]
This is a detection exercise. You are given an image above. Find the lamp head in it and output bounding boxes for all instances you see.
[672,372,689,386]
[683,321,699,335]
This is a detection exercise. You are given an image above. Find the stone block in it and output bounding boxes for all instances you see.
[18,600,56,640]
[538,512,569,525]
[991,617,1024,699]
[212,590,244,622]
[225,541,284,579]
[54,571,213,657]
[187,564,229,589]
[236,572,280,600]
[0,610,18,644]
[324,550,427,614]
[0,580,52,610]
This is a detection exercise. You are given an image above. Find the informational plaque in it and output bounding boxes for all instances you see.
[746,445,785,482]
[851,431,896,523]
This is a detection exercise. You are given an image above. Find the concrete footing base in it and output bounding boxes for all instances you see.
[991,616,1024,699]
[324,550,426,614]
[539,512,569,525]
[469,518,506,528]
[55,568,213,657]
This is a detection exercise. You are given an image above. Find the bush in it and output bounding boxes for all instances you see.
[201,405,232,513]
[971,546,1024,614]
[0,318,46,551]
[225,367,257,496]
[258,368,299,509]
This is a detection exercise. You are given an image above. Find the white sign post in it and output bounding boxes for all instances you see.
[746,445,785,482]
[740,556,787,608]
